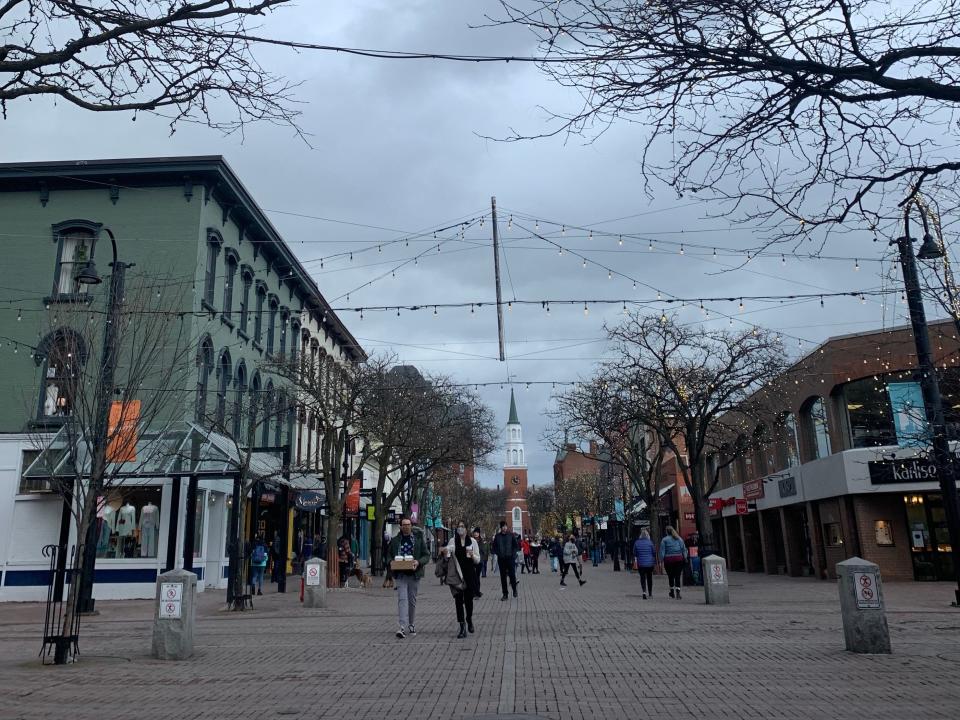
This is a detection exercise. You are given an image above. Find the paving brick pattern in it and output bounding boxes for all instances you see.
[1,565,959,719]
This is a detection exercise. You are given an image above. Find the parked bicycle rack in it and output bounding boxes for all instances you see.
[40,543,82,665]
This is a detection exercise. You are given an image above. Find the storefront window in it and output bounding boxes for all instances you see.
[96,485,162,559]
[844,377,896,448]
[874,520,894,546]
[807,397,832,459]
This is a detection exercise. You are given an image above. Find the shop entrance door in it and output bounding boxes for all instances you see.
[904,494,955,581]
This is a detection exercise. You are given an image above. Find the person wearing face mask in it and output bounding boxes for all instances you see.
[442,522,481,638]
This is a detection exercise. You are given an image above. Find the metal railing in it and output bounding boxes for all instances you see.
[40,543,83,665]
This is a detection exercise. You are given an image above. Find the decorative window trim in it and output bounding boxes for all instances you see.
[50,220,102,301]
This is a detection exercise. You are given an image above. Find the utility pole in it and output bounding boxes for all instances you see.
[894,205,960,606]
[491,196,506,362]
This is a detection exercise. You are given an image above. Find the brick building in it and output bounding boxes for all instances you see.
[708,319,960,583]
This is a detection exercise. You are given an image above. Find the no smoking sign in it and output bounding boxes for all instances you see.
[306,565,321,586]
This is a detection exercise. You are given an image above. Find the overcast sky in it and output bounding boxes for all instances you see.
[1,1,911,488]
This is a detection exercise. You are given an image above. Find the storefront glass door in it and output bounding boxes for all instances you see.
[904,493,954,581]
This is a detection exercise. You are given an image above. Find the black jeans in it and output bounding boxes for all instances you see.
[454,590,474,623]
[665,560,684,589]
[497,557,517,596]
[532,553,540,573]
[561,562,582,583]
[638,566,654,595]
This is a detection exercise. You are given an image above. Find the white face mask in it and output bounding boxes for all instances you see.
[457,527,466,537]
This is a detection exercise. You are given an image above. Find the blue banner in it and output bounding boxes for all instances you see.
[887,382,928,448]
[614,499,625,521]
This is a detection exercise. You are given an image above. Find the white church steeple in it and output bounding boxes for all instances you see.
[505,388,525,468]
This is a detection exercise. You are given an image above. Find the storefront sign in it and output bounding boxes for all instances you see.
[295,491,325,511]
[868,459,940,485]
[853,571,881,609]
[260,492,276,505]
[743,477,765,500]
[683,511,696,522]
[387,509,397,524]
[159,582,183,619]
[366,505,376,521]
[708,498,724,514]
[735,499,749,515]
[778,476,797,498]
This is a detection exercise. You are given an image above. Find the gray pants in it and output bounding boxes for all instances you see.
[395,574,419,628]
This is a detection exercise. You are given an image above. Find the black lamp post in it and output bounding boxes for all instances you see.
[893,205,960,606]
[74,229,134,614]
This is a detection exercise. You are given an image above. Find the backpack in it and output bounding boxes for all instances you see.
[252,544,266,564]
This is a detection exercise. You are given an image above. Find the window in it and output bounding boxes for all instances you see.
[18,450,51,493]
[266,295,279,354]
[233,361,247,440]
[262,381,275,446]
[290,321,301,363]
[782,413,800,467]
[844,376,897,448]
[52,224,98,298]
[519,448,524,465]
[305,410,313,469]
[196,337,214,421]
[254,284,267,344]
[204,232,223,308]
[95,485,162,559]
[278,309,289,358]
[249,373,262,445]
[222,251,239,321]
[35,328,87,419]
[239,268,253,334]
[874,520,895,546]
[803,397,832,459]
[216,349,231,427]
[275,390,286,446]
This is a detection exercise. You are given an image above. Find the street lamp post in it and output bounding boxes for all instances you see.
[893,206,960,606]
[75,229,134,614]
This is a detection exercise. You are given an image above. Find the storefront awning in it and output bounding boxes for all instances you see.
[22,420,289,482]
[626,483,676,516]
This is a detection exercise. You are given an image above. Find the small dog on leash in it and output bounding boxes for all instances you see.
[350,565,371,589]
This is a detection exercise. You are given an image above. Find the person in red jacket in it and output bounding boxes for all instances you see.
[521,536,532,574]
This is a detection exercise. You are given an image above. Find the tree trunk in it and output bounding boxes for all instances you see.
[325,510,341,588]
[62,486,97,642]
[371,512,386,577]
[692,491,716,556]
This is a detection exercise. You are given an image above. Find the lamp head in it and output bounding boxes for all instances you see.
[916,232,945,260]
[75,260,102,285]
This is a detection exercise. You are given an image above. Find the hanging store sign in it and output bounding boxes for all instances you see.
[735,499,749,515]
[295,491,325,511]
[868,459,940,485]
[778,476,797,499]
[107,400,140,463]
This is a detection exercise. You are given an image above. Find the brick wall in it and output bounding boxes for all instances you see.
[852,495,914,581]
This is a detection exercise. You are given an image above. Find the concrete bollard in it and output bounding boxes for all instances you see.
[702,555,730,605]
[151,568,197,660]
[836,557,891,654]
[303,558,327,608]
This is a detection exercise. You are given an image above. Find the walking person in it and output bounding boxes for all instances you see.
[560,534,586,587]
[633,529,656,599]
[387,517,430,638]
[491,521,520,600]
[548,536,562,572]
[530,537,542,573]
[474,528,487,588]
[441,522,481,638]
[521,536,531,574]
[491,536,499,575]
[249,533,268,596]
[659,526,688,599]
[270,531,283,583]
[337,537,354,588]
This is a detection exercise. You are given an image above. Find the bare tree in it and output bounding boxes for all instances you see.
[606,313,785,551]
[525,484,555,536]
[496,1,960,238]
[28,270,194,660]
[1,1,300,133]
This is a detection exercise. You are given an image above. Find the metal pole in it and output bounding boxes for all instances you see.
[226,476,241,607]
[165,477,181,572]
[78,232,127,615]
[895,211,960,606]
[183,476,199,572]
[53,480,74,603]
[491,196,506,362]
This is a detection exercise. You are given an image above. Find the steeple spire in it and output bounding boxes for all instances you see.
[508,388,520,425]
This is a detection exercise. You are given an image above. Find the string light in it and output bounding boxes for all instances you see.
[649,240,653,251]
[854,259,860,271]
[583,302,589,316]
[680,244,685,255]
[535,220,539,230]
[608,270,612,280]
[781,254,786,266]
[561,225,565,236]
[618,235,623,246]
[17,310,21,321]
[558,247,564,256]
[588,230,593,241]
[739,298,744,312]
[508,215,513,230]
[433,306,438,316]
[582,258,586,268]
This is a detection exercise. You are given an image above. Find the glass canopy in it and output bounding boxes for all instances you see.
[22,421,294,482]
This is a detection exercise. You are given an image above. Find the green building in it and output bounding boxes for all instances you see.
[0,157,364,601]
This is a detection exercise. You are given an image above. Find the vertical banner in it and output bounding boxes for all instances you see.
[106,400,140,462]
[410,503,419,524]
[344,477,360,514]
[614,499,625,521]
[887,382,928,447]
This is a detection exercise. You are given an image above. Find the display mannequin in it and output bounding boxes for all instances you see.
[116,501,137,537]
[139,501,159,557]
[97,499,116,555]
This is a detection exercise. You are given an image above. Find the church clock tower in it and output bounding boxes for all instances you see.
[503,389,529,535]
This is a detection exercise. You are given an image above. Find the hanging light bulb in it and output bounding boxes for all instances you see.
[622,301,628,315]
[713,248,717,257]
[378,245,382,253]
[660,312,668,324]
[508,215,513,229]
[17,310,21,322]
[558,246,564,256]
[535,220,540,230]
[608,270,612,280]
[618,235,623,246]
[349,252,353,261]
[508,301,513,312]
[433,306,438,316]
[396,308,400,316]
[582,258,587,268]
[680,244,685,255]
[854,259,860,271]
[657,291,662,300]
[561,225,566,236]
[739,298,744,312]
[546,302,551,315]
[781,254,786,266]
[632,280,637,289]
[583,302,589,316]
[359,309,364,320]
[470,304,475,314]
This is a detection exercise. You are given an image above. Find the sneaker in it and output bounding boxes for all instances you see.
[676,589,682,600]
[475,591,483,599]
[501,595,508,601]
[512,588,518,598]
[579,580,586,586]
[408,625,416,636]
[396,628,406,639]
[642,593,647,600]
[560,580,567,587]
[669,588,675,599]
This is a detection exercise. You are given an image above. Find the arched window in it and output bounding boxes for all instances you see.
[262,380,275,446]
[233,361,247,440]
[51,222,99,298]
[249,372,262,445]
[266,295,279,354]
[512,507,522,531]
[215,349,231,427]
[203,231,223,308]
[519,448,524,465]
[278,308,289,358]
[305,410,313,469]
[35,328,88,418]
[783,412,799,467]
[195,337,214,421]
[804,397,832,459]
[254,283,267,344]
[289,320,301,363]
[239,266,253,334]
[274,390,286,446]
[222,250,239,320]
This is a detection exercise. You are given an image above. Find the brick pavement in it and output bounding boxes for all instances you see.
[1,563,959,719]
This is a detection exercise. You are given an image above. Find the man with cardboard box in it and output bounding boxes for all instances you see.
[387,517,430,639]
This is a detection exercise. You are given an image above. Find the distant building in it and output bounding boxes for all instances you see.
[503,389,530,535]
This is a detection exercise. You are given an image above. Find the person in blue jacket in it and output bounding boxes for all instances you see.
[658,526,688,599]
[632,529,656,599]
